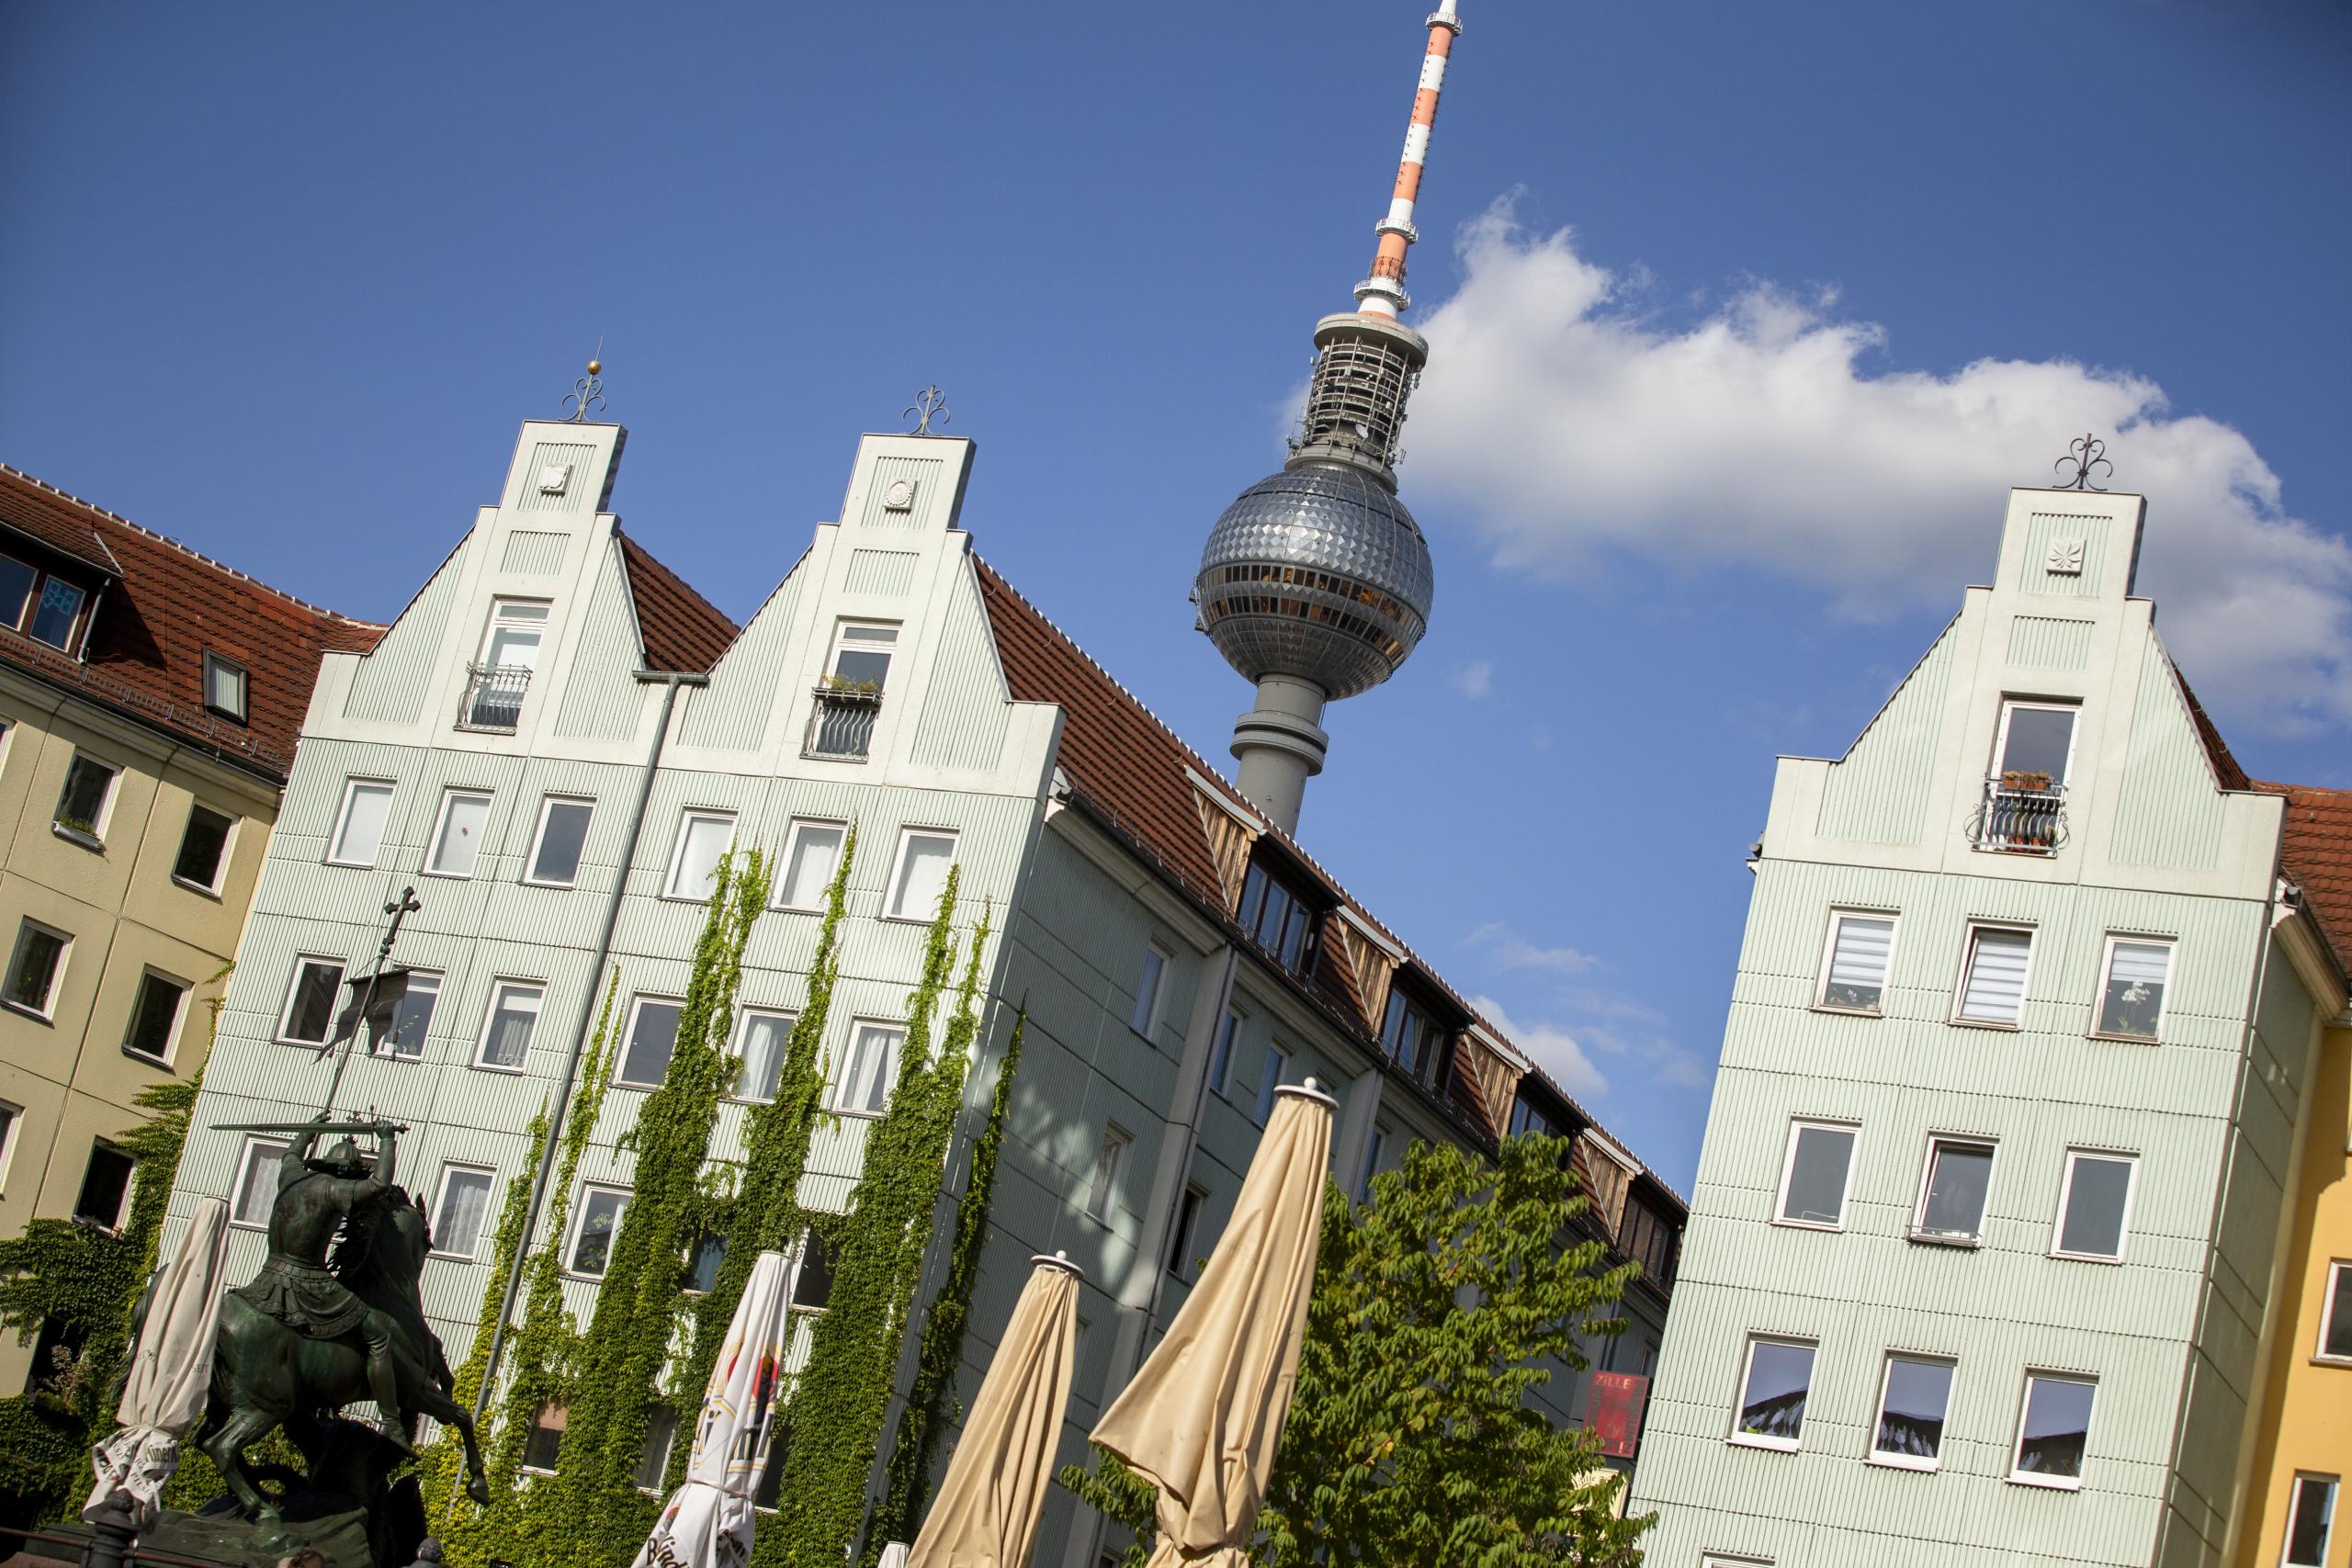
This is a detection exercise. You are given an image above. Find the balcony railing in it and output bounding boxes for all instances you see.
[1972,775,2066,855]
[458,662,533,733]
[804,684,881,760]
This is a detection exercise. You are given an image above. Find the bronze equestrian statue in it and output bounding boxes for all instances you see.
[198,1115,491,1524]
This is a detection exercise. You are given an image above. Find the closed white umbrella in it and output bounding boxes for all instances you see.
[903,1252,1082,1568]
[1091,1082,1334,1568]
[85,1196,232,1532]
[631,1249,796,1568]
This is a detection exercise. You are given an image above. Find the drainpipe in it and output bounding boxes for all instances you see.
[472,669,704,1420]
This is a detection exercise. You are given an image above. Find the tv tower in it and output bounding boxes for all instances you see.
[1193,2,1462,835]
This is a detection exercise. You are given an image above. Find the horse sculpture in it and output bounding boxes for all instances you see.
[198,1171,491,1523]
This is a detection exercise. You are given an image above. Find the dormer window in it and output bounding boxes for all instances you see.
[202,652,248,724]
[0,549,90,653]
[1238,857,1318,976]
[1378,983,1453,1091]
[459,598,548,732]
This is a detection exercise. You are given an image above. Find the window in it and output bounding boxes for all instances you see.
[328,779,395,867]
[1253,1044,1290,1127]
[754,1423,789,1510]
[231,1138,290,1228]
[1702,1556,1772,1568]
[1775,1121,1858,1229]
[53,754,117,842]
[1357,1125,1389,1202]
[2052,1151,2135,1261]
[2285,1474,2339,1567]
[525,797,594,887]
[633,1404,679,1493]
[828,619,898,689]
[732,1009,797,1101]
[369,971,441,1060]
[1238,860,1318,976]
[1912,1139,1996,1246]
[569,1186,631,1278]
[685,1232,726,1294]
[616,997,685,1088]
[808,622,899,760]
[1131,943,1170,1036]
[1086,1128,1130,1223]
[1622,1196,1677,1284]
[2315,1262,2352,1362]
[792,1230,836,1309]
[2010,1373,2096,1485]
[834,1021,903,1115]
[1168,1185,1205,1280]
[1996,700,2078,788]
[522,1405,566,1473]
[2094,937,2172,1041]
[1509,1093,1565,1141]
[426,789,493,878]
[172,805,235,892]
[775,819,846,911]
[885,829,956,920]
[0,552,89,651]
[122,971,189,1065]
[1815,911,1895,1013]
[1871,1354,1956,1468]
[430,1166,496,1259]
[74,1144,134,1231]
[1378,987,1452,1089]
[463,599,548,731]
[1954,925,2032,1026]
[202,652,248,723]
[475,980,544,1070]
[664,811,736,901]
[0,1100,18,1191]
[6,920,69,1018]
[277,958,346,1045]
[1730,1337,1815,1449]
[1208,1006,1244,1095]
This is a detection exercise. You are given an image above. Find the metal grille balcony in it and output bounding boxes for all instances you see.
[804,685,881,761]
[457,663,532,733]
[1972,776,2067,855]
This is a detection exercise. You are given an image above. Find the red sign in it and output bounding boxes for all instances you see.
[1589,1371,1650,1460]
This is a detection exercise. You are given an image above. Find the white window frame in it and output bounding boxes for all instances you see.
[614,994,687,1089]
[1910,1135,1997,1247]
[477,596,551,666]
[774,818,849,912]
[1951,922,2035,1029]
[2007,1371,2097,1489]
[1726,1334,1816,1453]
[1993,697,2081,784]
[172,803,237,895]
[230,1137,291,1230]
[728,1007,799,1104]
[367,969,443,1061]
[1086,1126,1130,1224]
[326,778,396,868]
[883,827,959,922]
[522,795,595,889]
[2315,1260,2352,1365]
[1866,1350,1958,1472]
[2090,932,2175,1043]
[662,809,738,902]
[5,919,72,1021]
[1253,1044,1290,1127]
[424,788,494,880]
[427,1163,498,1260]
[276,956,348,1045]
[1772,1119,1859,1232]
[2050,1148,2137,1263]
[832,1018,905,1117]
[565,1183,633,1280]
[826,617,899,687]
[120,968,191,1066]
[201,651,248,723]
[0,1099,20,1195]
[519,1404,567,1476]
[52,752,119,845]
[1812,908,1898,1016]
[472,978,546,1073]
[1131,942,1172,1037]
[1700,1556,1773,1568]
[2283,1472,2341,1568]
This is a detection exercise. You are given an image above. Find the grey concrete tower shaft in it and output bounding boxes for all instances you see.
[1231,674,1329,836]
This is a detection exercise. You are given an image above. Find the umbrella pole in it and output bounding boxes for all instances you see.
[81,1492,135,1568]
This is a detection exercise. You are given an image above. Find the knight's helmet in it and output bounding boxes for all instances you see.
[319,1135,368,1175]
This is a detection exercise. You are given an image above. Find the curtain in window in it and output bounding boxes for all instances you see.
[436,1172,491,1254]
[1959,930,2031,1022]
[481,990,539,1068]
[1824,917,1894,1008]
[735,1013,792,1100]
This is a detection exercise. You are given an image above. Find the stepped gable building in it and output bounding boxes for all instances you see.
[1627,483,2349,1568]
[0,462,377,1391]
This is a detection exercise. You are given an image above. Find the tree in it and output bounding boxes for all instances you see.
[1064,1131,1652,1567]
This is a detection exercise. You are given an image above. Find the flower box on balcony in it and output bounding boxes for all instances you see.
[1999,770,2054,792]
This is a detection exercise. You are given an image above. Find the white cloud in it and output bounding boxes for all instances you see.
[1451,659,1495,699]
[1470,993,1606,1100]
[1467,920,1600,976]
[1407,200,2352,733]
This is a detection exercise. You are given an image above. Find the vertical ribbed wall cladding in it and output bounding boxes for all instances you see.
[1815,622,1957,845]
[552,540,646,740]
[345,535,475,723]
[910,567,1011,772]
[843,548,919,597]
[857,457,943,529]
[2018,512,2111,598]
[501,529,570,574]
[516,443,598,513]
[676,570,805,753]
[2109,639,2227,871]
[2007,615,2096,671]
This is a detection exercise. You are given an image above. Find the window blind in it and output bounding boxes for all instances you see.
[1959,930,2031,1022]
[2108,942,2170,987]
[1825,916,1894,1008]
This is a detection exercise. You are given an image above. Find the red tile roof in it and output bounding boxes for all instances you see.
[0,463,379,780]
[2256,782,2352,982]
[2175,666,2252,791]
[617,532,738,674]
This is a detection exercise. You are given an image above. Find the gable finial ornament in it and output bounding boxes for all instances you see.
[903,385,951,436]
[562,339,607,423]
[2053,433,2111,492]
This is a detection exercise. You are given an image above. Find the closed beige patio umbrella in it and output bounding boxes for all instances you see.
[85,1195,232,1532]
[902,1251,1082,1568]
[1091,1081,1334,1568]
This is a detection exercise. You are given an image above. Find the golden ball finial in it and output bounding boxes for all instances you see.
[586,358,602,377]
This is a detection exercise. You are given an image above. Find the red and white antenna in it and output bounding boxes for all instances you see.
[1354,2,1463,320]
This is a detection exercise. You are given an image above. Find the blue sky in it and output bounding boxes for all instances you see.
[4,2,2346,1190]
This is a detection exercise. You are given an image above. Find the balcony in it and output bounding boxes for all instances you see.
[457,662,533,733]
[1971,774,2066,855]
[804,682,881,760]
